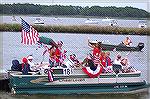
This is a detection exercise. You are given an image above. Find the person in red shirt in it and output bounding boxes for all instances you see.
[55,41,63,66]
[88,39,101,67]
[88,40,101,56]
[100,52,106,67]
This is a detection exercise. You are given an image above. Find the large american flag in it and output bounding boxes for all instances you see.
[21,18,39,45]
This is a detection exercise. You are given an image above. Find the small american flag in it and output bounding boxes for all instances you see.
[21,18,39,45]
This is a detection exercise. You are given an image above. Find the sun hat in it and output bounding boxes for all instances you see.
[27,55,33,60]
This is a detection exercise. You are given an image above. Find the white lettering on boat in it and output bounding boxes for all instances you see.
[114,85,128,88]
[59,78,85,82]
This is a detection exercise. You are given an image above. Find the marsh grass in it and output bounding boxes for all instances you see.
[0,24,149,35]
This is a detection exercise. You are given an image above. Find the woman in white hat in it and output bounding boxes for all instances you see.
[27,55,38,71]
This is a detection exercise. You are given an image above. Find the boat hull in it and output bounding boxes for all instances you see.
[9,68,150,94]
[11,81,149,94]
[90,42,144,51]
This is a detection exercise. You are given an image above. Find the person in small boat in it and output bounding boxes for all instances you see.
[123,37,132,47]
[48,46,56,67]
[22,57,31,75]
[55,41,63,66]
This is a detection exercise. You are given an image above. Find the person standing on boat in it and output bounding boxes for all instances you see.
[123,37,132,47]
[55,41,63,66]
[22,57,30,75]
[88,39,101,66]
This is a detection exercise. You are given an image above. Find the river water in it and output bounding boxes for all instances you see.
[1,15,147,28]
[0,32,150,99]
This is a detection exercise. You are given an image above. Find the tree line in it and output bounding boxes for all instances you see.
[0,3,149,18]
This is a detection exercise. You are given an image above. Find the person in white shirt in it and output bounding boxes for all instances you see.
[113,54,122,65]
[123,37,132,47]
[27,55,38,71]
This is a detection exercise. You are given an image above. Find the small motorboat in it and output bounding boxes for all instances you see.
[102,18,118,26]
[89,41,144,51]
[34,18,44,25]
[138,21,147,28]
[85,18,99,24]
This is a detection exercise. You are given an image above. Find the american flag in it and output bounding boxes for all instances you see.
[21,18,39,45]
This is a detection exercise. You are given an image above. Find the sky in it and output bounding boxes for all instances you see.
[1,0,150,12]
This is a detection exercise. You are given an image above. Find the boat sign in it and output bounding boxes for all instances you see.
[63,68,73,75]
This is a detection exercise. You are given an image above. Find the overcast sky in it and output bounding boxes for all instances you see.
[1,0,150,12]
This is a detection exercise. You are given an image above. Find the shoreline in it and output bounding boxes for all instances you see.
[0,24,149,35]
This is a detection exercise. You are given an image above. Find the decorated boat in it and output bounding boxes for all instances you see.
[90,41,144,51]
[9,64,150,94]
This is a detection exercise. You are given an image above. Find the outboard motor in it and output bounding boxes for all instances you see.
[11,60,22,71]
[138,43,144,51]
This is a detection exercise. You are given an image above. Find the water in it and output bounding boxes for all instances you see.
[1,32,150,99]
[0,91,150,99]
[1,15,147,28]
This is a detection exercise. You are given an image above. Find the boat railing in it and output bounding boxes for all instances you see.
[9,68,141,77]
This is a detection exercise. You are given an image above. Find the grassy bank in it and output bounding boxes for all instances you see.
[0,24,149,35]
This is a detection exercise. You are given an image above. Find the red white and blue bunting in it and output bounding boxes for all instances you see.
[82,66,103,78]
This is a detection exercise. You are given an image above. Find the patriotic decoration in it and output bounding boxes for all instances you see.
[48,69,54,82]
[82,66,103,78]
[21,18,39,45]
